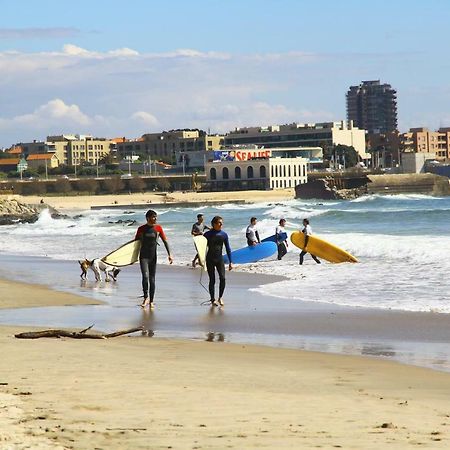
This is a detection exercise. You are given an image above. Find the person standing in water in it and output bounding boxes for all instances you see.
[203,216,232,307]
[135,209,173,308]
[191,213,209,267]
[246,217,260,246]
[299,218,321,265]
[276,218,288,260]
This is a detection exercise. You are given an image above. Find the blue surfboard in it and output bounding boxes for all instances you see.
[223,241,277,264]
[261,232,288,243]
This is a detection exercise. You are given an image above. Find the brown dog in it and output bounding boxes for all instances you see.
[78,258,121,282]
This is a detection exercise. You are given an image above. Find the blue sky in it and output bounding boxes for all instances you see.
[0,0,449,147]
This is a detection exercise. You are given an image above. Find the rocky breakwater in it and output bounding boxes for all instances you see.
[0,197,48,225]
[296,173,450,200]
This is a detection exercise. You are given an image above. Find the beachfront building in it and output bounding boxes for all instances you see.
[17,135,116,167]
[224,121,368,161]
[400,127,450,161]
[204,146,318,191]
[116,130,225,163]
[346,80,398,134]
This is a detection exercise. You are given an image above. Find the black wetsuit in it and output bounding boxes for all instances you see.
[135,224,170,302]
[203,229,232,301]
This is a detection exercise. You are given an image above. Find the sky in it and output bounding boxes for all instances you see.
[0,0,449,147]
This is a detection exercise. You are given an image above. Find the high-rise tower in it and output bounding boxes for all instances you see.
[346,80,398,134]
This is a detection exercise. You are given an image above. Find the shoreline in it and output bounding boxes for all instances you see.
[1,270,450,447]
[12,188,296,211]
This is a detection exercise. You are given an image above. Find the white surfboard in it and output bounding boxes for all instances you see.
[102,239,141,267]
[193,235,208,271]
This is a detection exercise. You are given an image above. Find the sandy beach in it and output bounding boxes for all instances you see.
[1,278,450,449]
[14,188,295,211]
[1,191,450,448]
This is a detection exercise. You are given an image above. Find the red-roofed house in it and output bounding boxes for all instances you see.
[26,153,60,170]
[6,146,23,155]
[0,158,20,173]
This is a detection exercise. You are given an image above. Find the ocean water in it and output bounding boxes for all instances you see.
[1,193,449,313]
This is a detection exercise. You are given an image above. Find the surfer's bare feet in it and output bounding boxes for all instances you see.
[210,299,217,306]
[141,298,150,308]
[217,298,224,307]
[150,302,155,309]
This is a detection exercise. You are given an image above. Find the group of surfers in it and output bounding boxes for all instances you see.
[135,210,320,309]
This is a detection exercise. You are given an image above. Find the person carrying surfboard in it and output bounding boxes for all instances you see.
[135,209,173,308]
[299,218,321,265]
[203,216,232,307]
[191,213,209,268]
[276,218,288,260]
[246,217,260,246]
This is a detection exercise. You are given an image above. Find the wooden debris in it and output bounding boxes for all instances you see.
[15,326,143,340]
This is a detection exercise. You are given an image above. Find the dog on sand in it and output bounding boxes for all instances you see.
[79,258,121,282]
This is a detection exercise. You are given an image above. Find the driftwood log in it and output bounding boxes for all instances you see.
[15,324,143,339]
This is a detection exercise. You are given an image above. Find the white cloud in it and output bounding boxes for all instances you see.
[131,111,159,128]
[1,44,446,146]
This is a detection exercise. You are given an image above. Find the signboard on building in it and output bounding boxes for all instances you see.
[213,149,271,162]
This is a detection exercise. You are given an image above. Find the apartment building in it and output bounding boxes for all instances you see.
[116,130,224,162]
[346,80,398,134]
[18,135,116,166]
[224,121,368,160]
[400,127,450,160]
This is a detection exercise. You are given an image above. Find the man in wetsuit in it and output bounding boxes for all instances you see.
[276,218,288,260]
[203,215,232,307]
[299,218,321,265]
[135,209,173,308]
[246,217,260,246]
[191,213,209,267]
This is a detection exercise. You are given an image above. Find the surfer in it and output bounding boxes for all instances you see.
[135,209,173,308]
[203,216,232,307]
[191,213,209,267]
[276,218,288,260]
[246,217,260,246]
[299,218,321,265]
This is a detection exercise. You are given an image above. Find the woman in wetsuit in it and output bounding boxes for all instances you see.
[203,216,233,307]
[135,209,173,308]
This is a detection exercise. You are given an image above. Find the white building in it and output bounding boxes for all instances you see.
[225,121,368,161]
[205,147,317,190]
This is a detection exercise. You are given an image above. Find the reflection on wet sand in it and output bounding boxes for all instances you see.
[140,309,155,337]
[361,344,396,358]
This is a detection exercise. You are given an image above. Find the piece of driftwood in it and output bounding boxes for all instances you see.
[15,325,143,339]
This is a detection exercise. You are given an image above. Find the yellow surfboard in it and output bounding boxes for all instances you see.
[193,235,208,271]
[102,239,141,267]
[290,231,358,263]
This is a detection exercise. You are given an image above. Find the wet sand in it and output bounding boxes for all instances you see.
[2,256,450,372]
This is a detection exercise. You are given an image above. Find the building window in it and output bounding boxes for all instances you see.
[223,167,229,180]
[260,166,266,178]
[247,166,254,178]
[293,165,297,176]
[235,167,241,179]
[288,166,291,177]
[210,167,217,180]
